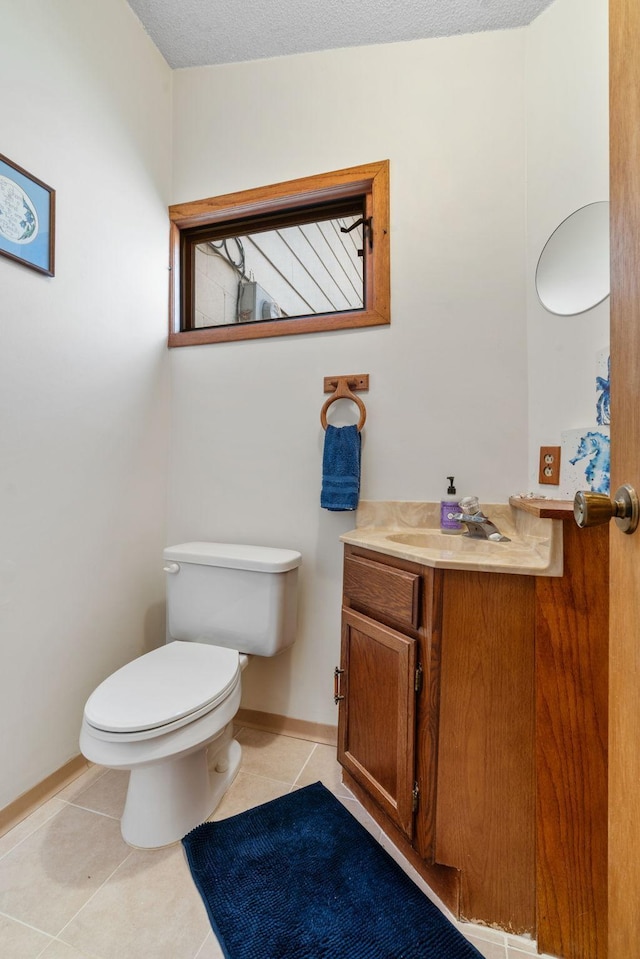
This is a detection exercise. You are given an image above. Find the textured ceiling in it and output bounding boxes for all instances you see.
[125,0,557,69]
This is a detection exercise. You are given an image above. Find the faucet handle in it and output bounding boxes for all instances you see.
[459,495,481,515]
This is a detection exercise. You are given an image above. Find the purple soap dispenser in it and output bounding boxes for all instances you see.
[440,476,462,534]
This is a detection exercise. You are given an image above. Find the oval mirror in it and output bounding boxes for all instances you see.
[535,201,610,316]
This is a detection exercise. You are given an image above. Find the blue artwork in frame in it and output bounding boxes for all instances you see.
[0,153,55,276]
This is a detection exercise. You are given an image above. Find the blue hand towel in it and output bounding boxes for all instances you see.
[321,424,361,511]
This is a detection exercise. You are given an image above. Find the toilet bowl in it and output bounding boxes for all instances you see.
[80,542,301,848]
[80,642,246,848]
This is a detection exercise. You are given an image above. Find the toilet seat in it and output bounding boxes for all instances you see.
[84,641,240,741]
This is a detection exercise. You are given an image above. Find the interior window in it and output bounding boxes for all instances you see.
[168,161,390,346]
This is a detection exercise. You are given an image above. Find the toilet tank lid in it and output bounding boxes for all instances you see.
[163,542,302,572]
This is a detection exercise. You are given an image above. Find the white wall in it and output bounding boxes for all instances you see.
[0,0,172,808]
[525,0,609,492]
[170,33,529,727]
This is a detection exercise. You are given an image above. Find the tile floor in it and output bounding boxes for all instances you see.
[0,728,555,959]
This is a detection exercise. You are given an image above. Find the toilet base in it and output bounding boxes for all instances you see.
[121,725,242,848]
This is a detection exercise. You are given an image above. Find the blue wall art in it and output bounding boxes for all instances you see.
[561,426,610,496]
[596,347,610,426]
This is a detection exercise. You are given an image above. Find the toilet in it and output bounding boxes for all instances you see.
[80,542,301,849]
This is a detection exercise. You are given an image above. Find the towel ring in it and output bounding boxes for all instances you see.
[321,378,367,432]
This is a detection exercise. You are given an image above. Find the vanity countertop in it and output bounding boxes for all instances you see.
[340,500,565,577]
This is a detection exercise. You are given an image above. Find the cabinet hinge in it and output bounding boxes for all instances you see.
[412,781,419,813]
[414,663,423,694]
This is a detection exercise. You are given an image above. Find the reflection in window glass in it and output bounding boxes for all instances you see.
[194,215,364,328]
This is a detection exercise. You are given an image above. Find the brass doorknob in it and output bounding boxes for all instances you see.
[574,484,639,533]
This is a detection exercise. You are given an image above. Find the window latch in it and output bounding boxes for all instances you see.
[340,216,373,255]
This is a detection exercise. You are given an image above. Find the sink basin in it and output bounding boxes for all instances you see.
[386,531,501,549]
[384,530,530,555]
[386,531,460,548]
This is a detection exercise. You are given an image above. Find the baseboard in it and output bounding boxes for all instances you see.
[236,708,337,747]
[0,755,91,839]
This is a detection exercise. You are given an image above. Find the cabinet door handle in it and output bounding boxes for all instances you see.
[334,666,345,704]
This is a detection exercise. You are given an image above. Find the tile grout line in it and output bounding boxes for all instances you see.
[62,800,121,821]
[289,742,318,789]
[0,800,68,863]
[0,766,112,862]
[46,838,136,950]
[37,934,105,959]
[0,908,57,943]
[233,767,307,792]
[192,929,215,959]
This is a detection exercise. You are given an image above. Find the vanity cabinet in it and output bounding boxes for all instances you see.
[338,544,536,931]
[337,510,609,958]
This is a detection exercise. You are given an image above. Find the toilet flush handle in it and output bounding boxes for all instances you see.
[163,562,180,574]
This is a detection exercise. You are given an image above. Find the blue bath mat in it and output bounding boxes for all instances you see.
[182,781,482,959]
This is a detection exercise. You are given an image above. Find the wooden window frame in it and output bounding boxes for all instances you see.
[168,160,390,347]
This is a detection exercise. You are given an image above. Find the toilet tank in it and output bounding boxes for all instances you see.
[162,542,301,656]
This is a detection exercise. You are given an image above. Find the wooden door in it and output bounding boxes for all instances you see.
[609,2,640,954]
[337,607,417,838]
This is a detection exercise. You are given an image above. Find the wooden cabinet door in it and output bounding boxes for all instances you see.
[337,607,417,839]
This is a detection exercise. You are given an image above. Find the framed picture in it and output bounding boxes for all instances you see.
[0,153,55,276]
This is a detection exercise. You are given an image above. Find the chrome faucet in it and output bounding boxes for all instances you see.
[453,498,511,542]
